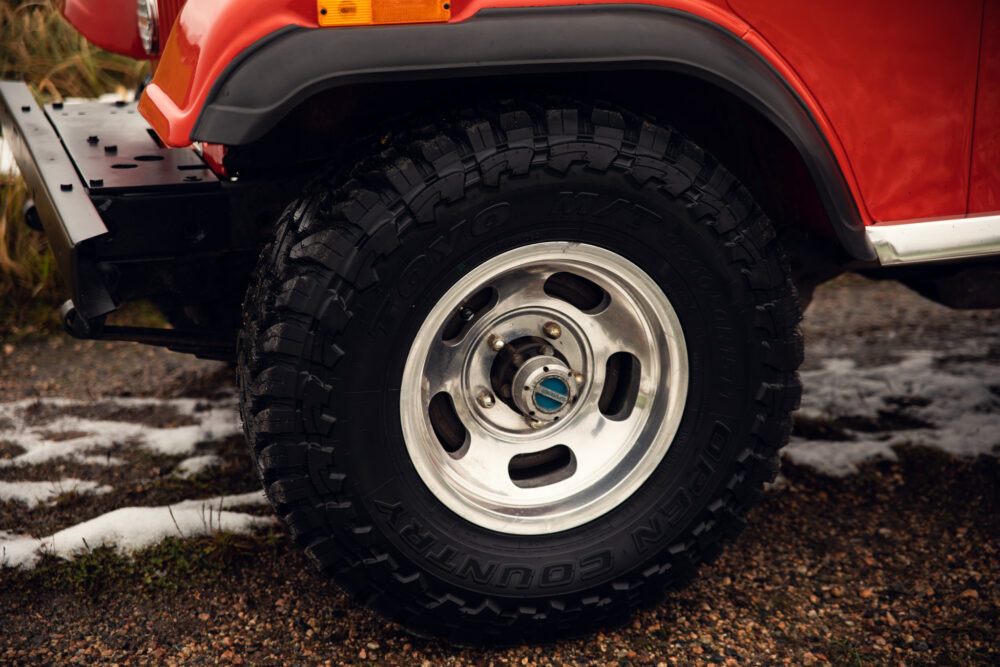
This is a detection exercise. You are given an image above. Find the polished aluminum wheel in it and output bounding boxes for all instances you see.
[400,242,689,534]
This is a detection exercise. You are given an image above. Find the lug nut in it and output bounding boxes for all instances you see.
[543,321,562,339]
[527,418,544,430]
[572,371,584,386]
[540,344,554,357]
[487,334,505,352]
[477,391,495,409]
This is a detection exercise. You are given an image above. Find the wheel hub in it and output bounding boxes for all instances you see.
[400,242,689,534]
[511,355,578,422]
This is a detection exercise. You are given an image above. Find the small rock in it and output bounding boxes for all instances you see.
[959,588,979,599]
[367,642,379,650]
[859,588,873,599]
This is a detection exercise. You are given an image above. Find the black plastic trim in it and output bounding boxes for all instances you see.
[0,82,115,319]
[191,5,875,260]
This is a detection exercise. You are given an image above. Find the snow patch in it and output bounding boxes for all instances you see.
[784,349,1000,476]
[0,531,40,569]
[0,479,112,508]
[173,454,223,479]
[1,491,272,569]
[0,397,240,467]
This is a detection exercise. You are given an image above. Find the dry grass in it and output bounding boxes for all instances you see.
[0,0,148,340]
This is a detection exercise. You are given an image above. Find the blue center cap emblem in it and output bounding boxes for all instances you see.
[534,377,570,413]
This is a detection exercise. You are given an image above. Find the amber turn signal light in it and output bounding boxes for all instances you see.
[318,0,450,27]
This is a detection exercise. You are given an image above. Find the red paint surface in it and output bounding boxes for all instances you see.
[139,0,756,148]
[135,0,985,226]
[969,1,1000,213]
[729,0,981,222]
[157,0,189,50]
[62,0,148,60]
[200,142,228,177]
[138,0,320,147]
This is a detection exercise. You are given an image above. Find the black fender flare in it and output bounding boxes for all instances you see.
[192,4,876,261]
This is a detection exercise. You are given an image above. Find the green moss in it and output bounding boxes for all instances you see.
[1,531,283,598]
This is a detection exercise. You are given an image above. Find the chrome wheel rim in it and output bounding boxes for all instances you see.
[400,242,689,534]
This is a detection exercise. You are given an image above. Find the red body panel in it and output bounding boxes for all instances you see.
[138,0,320,147]
[138,0,759,149]
[969,1,1000,214]
[130,0,992,226]
[137,0,862,201]
[62,0,148,60]
[729,0,982,222]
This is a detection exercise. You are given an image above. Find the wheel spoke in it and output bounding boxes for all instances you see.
[557,409,635,481]
[448,427,521,496]
[422,336,469,397]
[585,294,651,359]
[490,269,556,312]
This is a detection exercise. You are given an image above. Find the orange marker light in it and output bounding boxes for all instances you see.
[318,0,450,27]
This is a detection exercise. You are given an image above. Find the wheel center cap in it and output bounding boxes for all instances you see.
[534,377,570,413]
[511,355,579,422]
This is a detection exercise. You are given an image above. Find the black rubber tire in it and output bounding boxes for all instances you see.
[237,101,803,642]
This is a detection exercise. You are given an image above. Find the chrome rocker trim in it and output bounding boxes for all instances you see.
[867,214,1000,266]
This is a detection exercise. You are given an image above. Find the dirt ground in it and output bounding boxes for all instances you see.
[1,273,998,665]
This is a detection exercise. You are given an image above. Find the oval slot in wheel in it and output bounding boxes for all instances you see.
[599,352,641,421]
[440,286,497,343]
[508,445,576,488]
[543,271,609,313]
[428,392,467,454]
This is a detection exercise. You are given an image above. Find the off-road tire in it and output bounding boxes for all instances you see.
[237,101,803,642]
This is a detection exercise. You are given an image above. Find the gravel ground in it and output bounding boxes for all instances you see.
[1,273,998,665]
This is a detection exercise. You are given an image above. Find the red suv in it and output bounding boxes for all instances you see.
[2,0,997,641]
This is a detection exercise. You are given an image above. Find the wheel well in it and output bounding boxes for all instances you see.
[225,69,854,299]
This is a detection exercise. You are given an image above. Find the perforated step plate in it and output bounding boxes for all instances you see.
[47,100,219,192]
